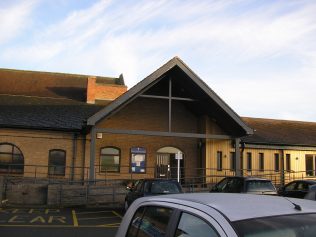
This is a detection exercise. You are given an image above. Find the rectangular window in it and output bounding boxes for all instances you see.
[230,152,236,171]
[306,155,316,176]
[48,149,66,176]
[131,147,146,173]
[217,151,222,171]
[259,153,264,171]
[274,153,280,172]
[247,152,252,171]
[286,154,291,172]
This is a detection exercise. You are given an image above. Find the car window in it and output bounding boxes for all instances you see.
[151,181,181,194]
[297,182,309,191]
[126,207,145,237]
[284,182,297,192]
[136,181,143,192]
[246,181,275,192]
[126,206,173,237]
[226,178,243,192]
[233,213,316,237]
[216,178,229,191]
[174,212,219,237]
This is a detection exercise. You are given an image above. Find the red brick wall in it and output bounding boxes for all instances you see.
[87,76,127,104]
[95,84,127,100]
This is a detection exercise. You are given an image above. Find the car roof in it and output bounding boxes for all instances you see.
[225,176,271,181]
[290,180,316,184]
[139,179,179,182]
[138,193,316,221]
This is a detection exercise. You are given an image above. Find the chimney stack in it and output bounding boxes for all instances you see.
[87,76,96,104]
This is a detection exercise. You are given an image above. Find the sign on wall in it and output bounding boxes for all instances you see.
[131,147,146,173]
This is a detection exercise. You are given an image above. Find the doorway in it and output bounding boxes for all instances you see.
[156,147,184,181]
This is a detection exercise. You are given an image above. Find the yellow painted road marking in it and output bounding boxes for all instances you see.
[0,224,110,228]
[76,210,113,215]
[112,211,123,219]
[98,223,121,227]
[72,210,78,227]
[78,216,121,221]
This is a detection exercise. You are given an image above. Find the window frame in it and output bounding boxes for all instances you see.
[0,143,24,174]
[230,152,236,171]
[305,154,316,176]
[48,149,66,177]
[247,152,252,171]
[99,146,121,173]
[217,151,222,171]
[286,154,291,172]
[259,153,264,172]
[274,153,280,172]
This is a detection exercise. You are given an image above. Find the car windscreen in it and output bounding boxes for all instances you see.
[246,180,275,192]
[233,213,316,237]
[150,181,182,194]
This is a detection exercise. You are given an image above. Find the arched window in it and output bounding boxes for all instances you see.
[0,143,24,174]
[100,147,120,172]
[48,149,66,176]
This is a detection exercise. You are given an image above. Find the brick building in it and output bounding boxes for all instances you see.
[1,57,316,185]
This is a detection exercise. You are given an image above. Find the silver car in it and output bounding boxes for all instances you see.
[116,193,316,237]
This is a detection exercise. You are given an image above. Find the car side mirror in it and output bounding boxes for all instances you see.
[126,183,134,191]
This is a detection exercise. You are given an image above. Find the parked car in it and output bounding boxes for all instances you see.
[304,184,316,200]
[124,179,183,210]
[278,180,316,199]
[210,176,277,195]
[116,193,316,237]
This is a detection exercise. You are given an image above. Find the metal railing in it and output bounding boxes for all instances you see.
[1,163,315,188]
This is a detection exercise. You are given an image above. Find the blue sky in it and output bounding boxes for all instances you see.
[1,0,316,122]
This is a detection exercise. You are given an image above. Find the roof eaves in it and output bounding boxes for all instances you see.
[0,124,83,132]
[87,57,253,136]
[173,57,253,135]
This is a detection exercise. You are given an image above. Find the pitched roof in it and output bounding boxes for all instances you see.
[0,94,103,131]
[0,68,124,102]
[242,117,316,147]
[88,57,253,136]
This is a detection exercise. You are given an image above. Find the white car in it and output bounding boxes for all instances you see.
[116,193,316,237]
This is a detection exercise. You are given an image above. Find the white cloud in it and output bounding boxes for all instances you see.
[1,0,316,121]
[0,1,37,45]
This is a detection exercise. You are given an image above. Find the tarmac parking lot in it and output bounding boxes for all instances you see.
[0,207,124,237]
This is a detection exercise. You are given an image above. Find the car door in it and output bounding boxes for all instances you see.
[296,182,310,198]
[123,202,234,237]
[282,181,299,198]
[128,180,144,205]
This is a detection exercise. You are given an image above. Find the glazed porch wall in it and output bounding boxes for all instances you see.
[0,128,85,180]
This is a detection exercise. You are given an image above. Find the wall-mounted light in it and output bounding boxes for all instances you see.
[296,157,299,160]
[96,133,103,139]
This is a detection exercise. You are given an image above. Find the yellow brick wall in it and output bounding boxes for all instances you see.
[0,128,86,180]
